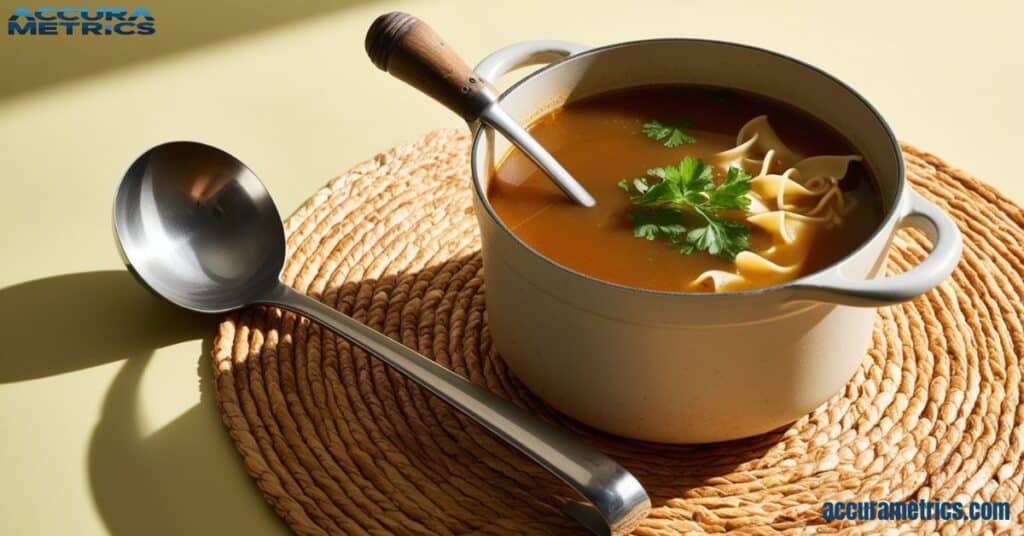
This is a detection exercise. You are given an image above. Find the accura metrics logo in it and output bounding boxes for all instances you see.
[8,7,156,36]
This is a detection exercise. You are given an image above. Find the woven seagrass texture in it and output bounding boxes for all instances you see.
[212,129,1024,534]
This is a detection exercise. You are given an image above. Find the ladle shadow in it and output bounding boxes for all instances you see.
[87,341,286,535]
[0,271,284,534]
[0,271,208,384]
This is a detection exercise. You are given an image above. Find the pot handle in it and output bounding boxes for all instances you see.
[475,40,591,85]
[791,189,962,306]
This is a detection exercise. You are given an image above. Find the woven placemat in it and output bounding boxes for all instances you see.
[212,129,1024,534]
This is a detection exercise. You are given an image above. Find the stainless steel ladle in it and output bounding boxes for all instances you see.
[112,141,650,535]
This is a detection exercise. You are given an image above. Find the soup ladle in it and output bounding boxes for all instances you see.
[365,12,596,208]
[112,141,649,535]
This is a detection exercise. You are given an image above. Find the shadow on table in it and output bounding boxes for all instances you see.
[0,270,285,535]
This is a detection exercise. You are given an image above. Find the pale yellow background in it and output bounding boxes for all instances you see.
[0,1,1020,534]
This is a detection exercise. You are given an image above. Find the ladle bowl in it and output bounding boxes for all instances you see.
[114,141,284,313]
[112,140,650,536]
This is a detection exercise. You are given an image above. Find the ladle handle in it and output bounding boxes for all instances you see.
[365,12,498,121]
[263,284,650,535]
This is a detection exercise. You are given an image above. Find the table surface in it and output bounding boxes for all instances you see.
[0,1,1020,533]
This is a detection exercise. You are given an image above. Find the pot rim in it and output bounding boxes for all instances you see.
[469,37,906,300]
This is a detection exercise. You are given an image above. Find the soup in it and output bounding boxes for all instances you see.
[488,85,883,292]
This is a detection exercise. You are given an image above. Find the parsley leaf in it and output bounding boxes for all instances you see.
[628,207,688,241]
[642,119,696,147]
[620,157,753,260]
[707,166,753,211]
[684,211,750,259]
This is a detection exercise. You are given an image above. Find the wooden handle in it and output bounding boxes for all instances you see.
[366,12,497,121]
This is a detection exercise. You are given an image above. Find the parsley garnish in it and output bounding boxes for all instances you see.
[642,119,696,147]
[617,157,753,260]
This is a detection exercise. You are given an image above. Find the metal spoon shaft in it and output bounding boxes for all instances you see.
[263,284,649,535]
[480,103,596,207]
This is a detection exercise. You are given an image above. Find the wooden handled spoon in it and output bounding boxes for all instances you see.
[365,12,596,207]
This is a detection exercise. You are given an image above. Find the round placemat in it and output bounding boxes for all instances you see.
[212,129,1024,534]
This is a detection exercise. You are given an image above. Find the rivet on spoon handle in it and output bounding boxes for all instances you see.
[365,12,596,207]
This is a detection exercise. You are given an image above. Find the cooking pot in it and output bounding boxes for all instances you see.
[468,39,962,443]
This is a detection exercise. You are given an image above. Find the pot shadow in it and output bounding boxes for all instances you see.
[0,271,284,535]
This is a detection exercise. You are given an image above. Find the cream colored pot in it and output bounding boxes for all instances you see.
[469,39,961,443]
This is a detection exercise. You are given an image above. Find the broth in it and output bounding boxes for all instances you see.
[488,85,883,292]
